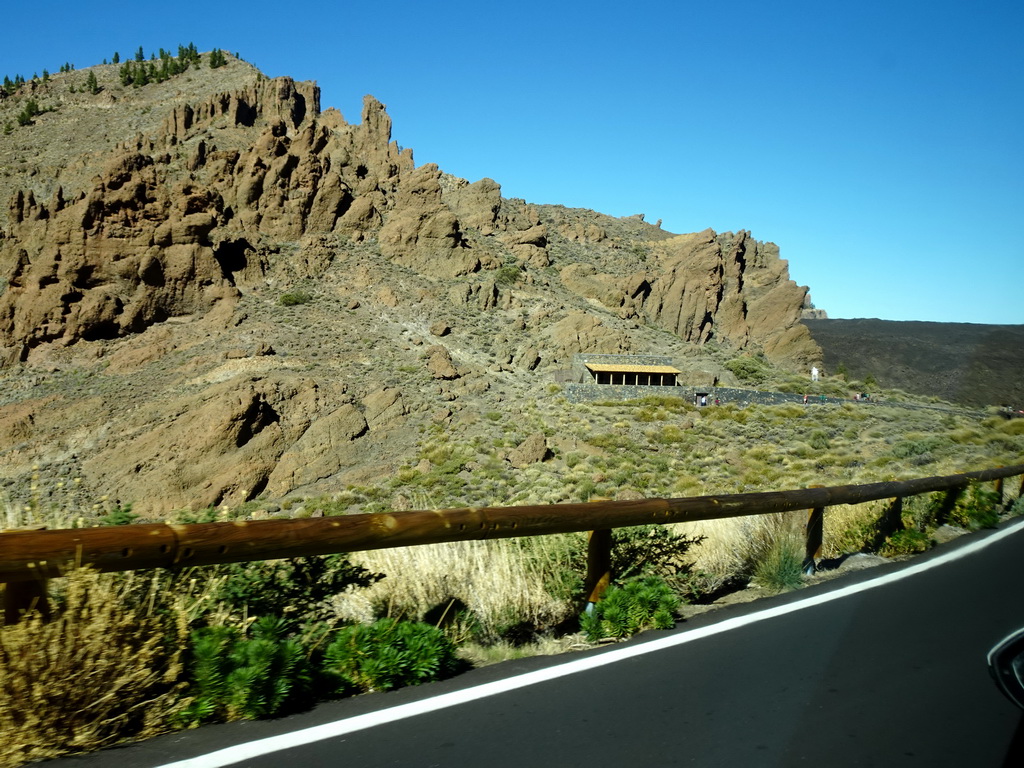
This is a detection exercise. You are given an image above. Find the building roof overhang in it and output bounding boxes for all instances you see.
[585,364,682,375]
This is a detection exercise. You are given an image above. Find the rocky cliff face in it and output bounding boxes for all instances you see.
[547,226,816,363]
[0,55,820,514]
[1,79,394,362]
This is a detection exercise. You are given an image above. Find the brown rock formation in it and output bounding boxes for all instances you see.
[0,85,464,362]
[80,374,334,514]
[426,345,460,380]
[542,311,633,363]
[640,230,817,365]
[362,388,408,430]
[507,432,551,468]
[378,164,482,278]
[265,403,369,496]
[548,227,818,368]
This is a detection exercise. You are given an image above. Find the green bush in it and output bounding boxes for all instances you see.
[575,476,597,501]
[16,98,41,126]
[753,536,804,592]
[179,616,312,724]
[724,355,772,385]
[880,528,932,557]
[580,577,679,641]
[649,424,688,445]
[198,555,381,625]
[99,503,138,526]
[279,291,312,306]
[322,618,460,694]
[494,264,521,286]
[809,430,831,451]
[891,437,943,459]
[565,452,585,469]
[589,432,634,451]
[609,526,703,583]
[945,482,1001,530]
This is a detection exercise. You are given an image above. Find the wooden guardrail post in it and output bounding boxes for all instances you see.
[994,476,1004,506]
[584,529,613,608]
[3,577,49,625]
[803,506,824,575]
[933,485,965,526]
[871,496,905,550]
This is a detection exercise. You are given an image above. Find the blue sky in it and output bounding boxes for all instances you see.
[2,1,1021,324]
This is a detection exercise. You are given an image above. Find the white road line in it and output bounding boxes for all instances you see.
[157,517,1024,768]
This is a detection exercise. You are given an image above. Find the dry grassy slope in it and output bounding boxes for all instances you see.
[0,232,725,516]
[805,319,1024,408]
[0,51,824,517]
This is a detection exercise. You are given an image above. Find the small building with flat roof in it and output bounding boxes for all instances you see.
[571,354,682,387]
[584,362,681,386]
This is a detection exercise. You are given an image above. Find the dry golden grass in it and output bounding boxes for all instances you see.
[672,518,751,587]
[332,537,576,639]
[1,467,126,532]
[0,569,187,767]
[821,502,887,557]
[673,511,808,589]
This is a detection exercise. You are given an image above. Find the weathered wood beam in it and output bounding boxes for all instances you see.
[0,463,1021,583]
[584,529,613,604]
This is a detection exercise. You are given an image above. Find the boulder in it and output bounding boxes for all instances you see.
[265,403,369,494]
[426,345,460,380]
[507,432,551,468]
[362,388,407,430]
[440,176,502,234]
[378,165,480,279]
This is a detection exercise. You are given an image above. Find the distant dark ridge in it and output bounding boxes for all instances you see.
[804,319,1024,408]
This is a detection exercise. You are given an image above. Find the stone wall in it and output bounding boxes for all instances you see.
[562,383,849,407]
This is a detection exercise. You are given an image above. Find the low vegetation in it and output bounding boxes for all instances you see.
[322,618,461,695]
[580,577,679,641]
[0,571,187,766]
[279,290,313,306]
[1,372,1022,765]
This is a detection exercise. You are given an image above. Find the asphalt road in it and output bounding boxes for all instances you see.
[53,518,1024,767]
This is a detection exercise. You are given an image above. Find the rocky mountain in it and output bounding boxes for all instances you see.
[0,52,821,515]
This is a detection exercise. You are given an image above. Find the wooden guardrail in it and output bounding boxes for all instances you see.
[2,463,1023,622]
